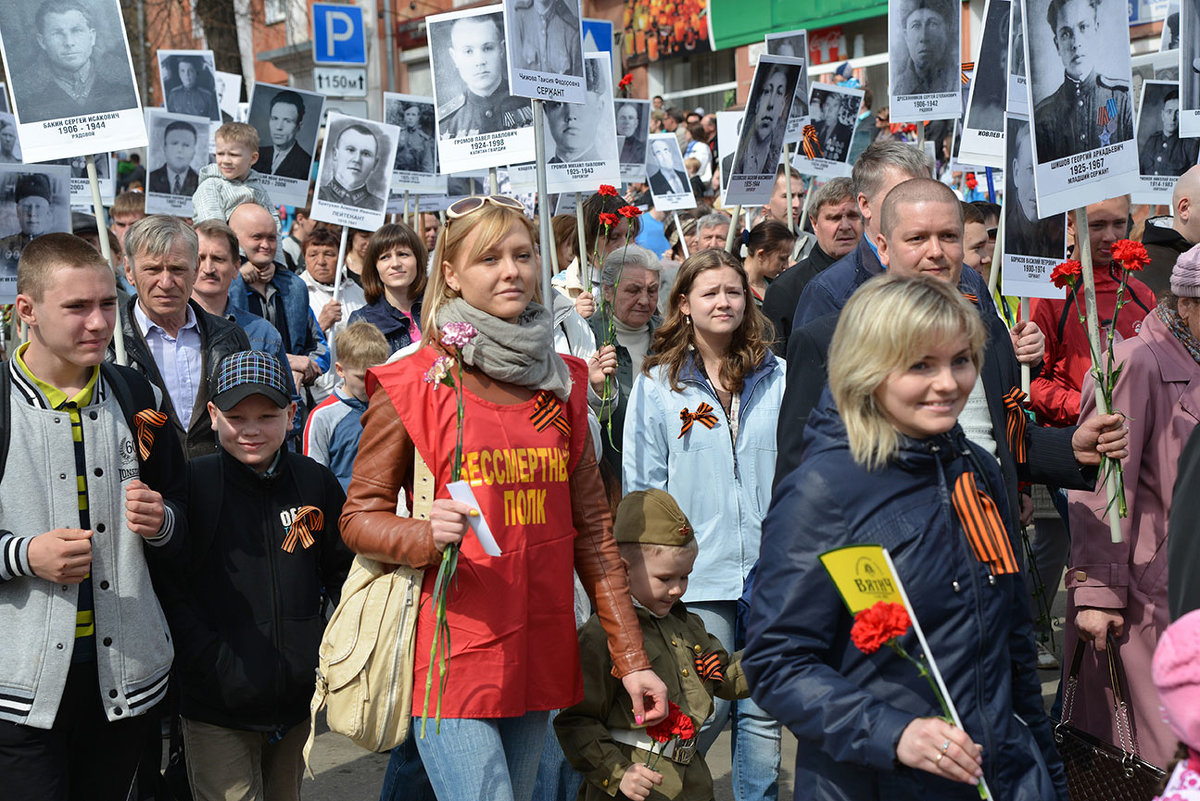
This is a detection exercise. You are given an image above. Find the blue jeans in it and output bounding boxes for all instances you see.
[690,600,781,801]
[531,709,583,801]
[378,736,435,801]
[413,712,550,801]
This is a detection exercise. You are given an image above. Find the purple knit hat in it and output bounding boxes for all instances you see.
[1171,243,1200,297]
[1151,608,1200,748]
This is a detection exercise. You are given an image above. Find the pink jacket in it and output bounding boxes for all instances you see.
[1065,310,1200,769]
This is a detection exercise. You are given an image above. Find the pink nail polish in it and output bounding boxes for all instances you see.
[635,714,643,724]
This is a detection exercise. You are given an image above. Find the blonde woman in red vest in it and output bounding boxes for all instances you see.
[340,195,668,801]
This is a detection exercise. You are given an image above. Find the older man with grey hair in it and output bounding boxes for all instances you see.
[695,212,732,251]
[587,244,662,472]
[111,214,249,459]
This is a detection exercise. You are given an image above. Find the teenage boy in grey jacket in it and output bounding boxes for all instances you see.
[0,233,187,801]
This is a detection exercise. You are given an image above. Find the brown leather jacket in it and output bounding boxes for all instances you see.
[341,376,652,678]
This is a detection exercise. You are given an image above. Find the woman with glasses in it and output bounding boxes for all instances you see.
[340,195,668,801]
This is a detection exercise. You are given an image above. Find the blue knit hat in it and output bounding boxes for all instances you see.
[212,350,290,411]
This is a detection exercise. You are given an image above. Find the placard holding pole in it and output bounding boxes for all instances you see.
[85,154,125,366]
[533,100,554,302]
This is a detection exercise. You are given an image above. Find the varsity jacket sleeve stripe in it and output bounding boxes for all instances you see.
[0,531,33,581]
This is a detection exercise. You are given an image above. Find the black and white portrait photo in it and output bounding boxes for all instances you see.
[645,132,695,211]
[1162,1,1180,51]
[311,113,400,231]
[728,56,802,183]
[0,113,21,164]
[793,82,864,180]
[1002,115,1067,299]
[503,0,585,104]
[716,110,741,204]
[544,53,618,192]
[144,109,210,216]
[385,94,437,175]
[0,164,71,297]
[615,98,650,183]
[245,83,322,208]
[429,5,535,171]
[1008,0,1028,114]
[765,30,811,143]
[959,0,1009,168]
[159,50,221,122]
[1139,81,1198,177]
[888,0,961,120]
[1181,0,1200,134]
[214,70,241,122]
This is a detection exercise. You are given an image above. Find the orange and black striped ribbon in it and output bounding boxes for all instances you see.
[133,409,169,460]
[951,472,1019,575]
[961,293,979,304]
[961,62,974,84]
[695,651,726,683]
[801,124,824,160]
[1001,387,1028,464]
[530,390,571,437]
[282,506,322,553]
[678,402,718,438]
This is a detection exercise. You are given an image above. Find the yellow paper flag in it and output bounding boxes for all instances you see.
[819,544,904,614]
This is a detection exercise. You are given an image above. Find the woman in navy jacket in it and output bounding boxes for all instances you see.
[745,275,1068,801]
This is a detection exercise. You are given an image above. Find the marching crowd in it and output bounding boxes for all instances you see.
[8,94,1200,801]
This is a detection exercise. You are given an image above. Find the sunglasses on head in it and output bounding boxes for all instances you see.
[445,194,525,224]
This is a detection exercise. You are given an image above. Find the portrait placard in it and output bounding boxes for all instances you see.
[144,109,211,217]
[214,70,242,122]
[311,113,399,231]
[645,132,696,212]
[764,30,811,144]
[0,84,8,113]
[1181,0,1200,135]
[615,98,650,184]
[792,82,864,180]
[958,0,1009,168]
[0,163,71,302]
[716,110,742,206]
[385,92,447,193]
[1024,0,1138,216]
[0,112,21,164]
[1008,0,1029,115]
[158,50,221,122]
[888,0,962,122]
[0,0,146,163]
[1133,80,1198,204]
[544,52,619,193]
[49,153,115,206]
[1162,0,1181,51]
[725,54,804,205]
[502,0,585,104]
[1003,114,1067,300]
[429,5,535,173]
[246,83,324,209]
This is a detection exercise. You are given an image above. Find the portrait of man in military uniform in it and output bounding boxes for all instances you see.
[432,9,534,140]
[0,172,61,278]
[0,118,20,164]
[890,0,959,96]
[7,0,139,124]
[386,99,437,174]
[160,52,220,121]
[1032,0,1132,163]
[507,0,583,79]
[1006,117,1066,258]
[318,120,388,212]
[1139,84,1199,177]
[546,57,613,164]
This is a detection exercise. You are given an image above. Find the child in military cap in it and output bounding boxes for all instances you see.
[555,489,748,801]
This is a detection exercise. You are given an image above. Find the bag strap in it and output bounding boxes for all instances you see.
[412,448,434,522]
[1060,634,1142,758]
[0,366,10,486]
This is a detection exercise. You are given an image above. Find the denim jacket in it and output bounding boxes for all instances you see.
[623,352,784,602]
[228,268,329,371]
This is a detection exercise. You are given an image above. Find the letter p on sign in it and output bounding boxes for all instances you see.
[312,3,367,66]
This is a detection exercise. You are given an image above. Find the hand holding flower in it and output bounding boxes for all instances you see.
[429,498,476,551]
[619,764,662,801]
[896,717,983,785]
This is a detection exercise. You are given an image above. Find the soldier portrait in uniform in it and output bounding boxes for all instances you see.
[248,86,322,181]
[1030,0,1133,163]
[809,87,859,164]
[0,169,70,280]
[148,120,201,196]
[159,51,221,121]
[431,8,533,141]
[729,61,801,177]
[317,118,392,212]
[546,57,613,164]
[889,0,959,96]
[1138,82,1199,177]
[3,0,140,125]
[1011,0,1026,78]
[385,96,437,174]
[506,0,583,80]
[0,116,20,163]
[1005,116,1065,258]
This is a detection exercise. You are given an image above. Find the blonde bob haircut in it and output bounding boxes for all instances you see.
[828,274,986,470]
[420,202,540,333]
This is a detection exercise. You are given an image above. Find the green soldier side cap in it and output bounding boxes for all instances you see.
[614,489,694,546]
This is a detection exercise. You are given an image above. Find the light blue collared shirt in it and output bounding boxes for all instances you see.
[133,301,202,423]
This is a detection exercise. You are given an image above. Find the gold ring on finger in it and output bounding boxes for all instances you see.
[935,751,945,764]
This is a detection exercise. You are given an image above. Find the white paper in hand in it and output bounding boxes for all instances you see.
[446,481,501,556]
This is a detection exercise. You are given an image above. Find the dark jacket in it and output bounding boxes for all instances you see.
[1141,217,1192,298]
[254,144,312,181]
[773,267,1094,523]
[587,311,661,475]
[160,448,352,731]
[112,298,251,460]
[746,396,1067,801]
[229,268,330,371]
[792,236,882,331]
[347,297,423,356]
[762,243,838,355]
[148,165,199,195]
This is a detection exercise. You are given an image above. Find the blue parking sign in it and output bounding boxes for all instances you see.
[313,4,367,65]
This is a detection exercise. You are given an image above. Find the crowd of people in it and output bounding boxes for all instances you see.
[8,64,1200,801]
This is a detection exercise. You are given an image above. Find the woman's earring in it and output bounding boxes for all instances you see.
[686,315,692,326]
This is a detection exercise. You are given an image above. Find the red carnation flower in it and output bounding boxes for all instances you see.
[598,184,619,197]
[673,713,696,740]
[1110,239,1149,272]
[850,602,911,655]
[618,205,642,218]
[618,73,633,90]
[1050,259,1082,290]
[598,212,619,227]
[646,702,686,743]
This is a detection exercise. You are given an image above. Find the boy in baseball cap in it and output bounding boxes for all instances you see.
[555,489,748,801]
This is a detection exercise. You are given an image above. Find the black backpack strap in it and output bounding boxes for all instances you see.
[0,365,10,486]
[1056,285,1080,344]
[99,362,158,437]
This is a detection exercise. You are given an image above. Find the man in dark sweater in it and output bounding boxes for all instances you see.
[762,177,861,354]
[1142,164,1200,296]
